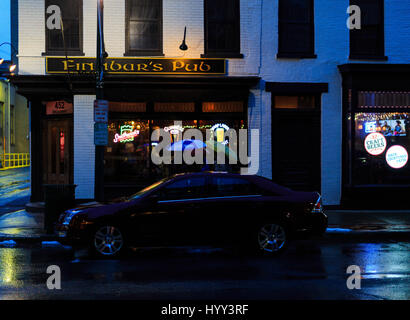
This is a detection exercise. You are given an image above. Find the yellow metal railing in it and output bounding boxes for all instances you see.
[0,153,30,170]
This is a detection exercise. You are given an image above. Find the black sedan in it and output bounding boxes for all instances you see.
[55,172,327,257]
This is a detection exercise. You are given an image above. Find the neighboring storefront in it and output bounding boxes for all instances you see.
[339,64,410,207]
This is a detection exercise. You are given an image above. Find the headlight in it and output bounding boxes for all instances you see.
[62,210,82,225]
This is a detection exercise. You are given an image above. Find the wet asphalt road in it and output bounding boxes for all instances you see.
[0,239,409,300]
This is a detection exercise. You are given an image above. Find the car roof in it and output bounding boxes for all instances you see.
[170,171,292,194]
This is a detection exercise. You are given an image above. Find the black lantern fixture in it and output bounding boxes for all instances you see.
[179,26,188,51]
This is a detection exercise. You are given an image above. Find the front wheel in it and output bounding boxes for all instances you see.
[256,223,287,254]
[91,225,125,258]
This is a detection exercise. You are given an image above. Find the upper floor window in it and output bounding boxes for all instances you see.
[278,0,316,59]
[203,0,242,58]
[45,0,83,55]
[350,0,386,60]
[125,0,163,56]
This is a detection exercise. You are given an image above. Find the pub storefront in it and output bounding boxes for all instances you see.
[12,57,259,201]
[339,64,410,208]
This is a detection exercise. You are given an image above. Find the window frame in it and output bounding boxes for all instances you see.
[157,176,209,201]
[202,0,243,59]
[44,0,84,56]
[349,0,387,61]
[277,0,316,59]
[125,0,164,57]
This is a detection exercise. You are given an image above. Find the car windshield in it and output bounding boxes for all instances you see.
[127,177,171,200]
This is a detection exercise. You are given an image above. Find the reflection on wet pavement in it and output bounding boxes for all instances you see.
[0,241,408,300]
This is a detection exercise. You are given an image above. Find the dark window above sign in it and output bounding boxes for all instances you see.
[350,0,386,60]
[277,0,316,59]
[44,0,83,55]
[203,0,242,58]
[125,0,163,56]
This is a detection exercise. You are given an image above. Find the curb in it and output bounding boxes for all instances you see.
[0,234,57,244]
[1,230,409,247]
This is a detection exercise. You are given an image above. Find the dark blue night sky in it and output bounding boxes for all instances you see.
[0,1,11,59]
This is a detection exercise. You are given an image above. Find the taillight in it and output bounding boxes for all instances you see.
[312,196,322,213]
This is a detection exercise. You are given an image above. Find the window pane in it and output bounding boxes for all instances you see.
[279,23,312,54]
[353,112,410,185]
[129,0,160,19]
[129,21,160,50]
[211,177,257,196]
[161,177,207,200]
[154,103,195,113]
[205,0,239,53]
[274,96,316,109]
[358,92,410,109]
[127,0,162,52]
[202,101,244,113]
[46,0,81,51]
[105,120,151,186]
[280,0,311,23]
[350,0,383,56]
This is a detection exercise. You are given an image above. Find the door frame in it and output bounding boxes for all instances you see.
[266,82,328,193]
[42,117,74,185]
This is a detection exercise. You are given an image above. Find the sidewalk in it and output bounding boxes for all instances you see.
[0,209,409,245]
[0,167,31,215]
[0,210,55,243]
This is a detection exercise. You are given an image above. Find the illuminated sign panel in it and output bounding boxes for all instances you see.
[46,57,226,75]
[164,125,184,135]
[113,125,140,143]
[385,145,408,169]
[364,133,387,156]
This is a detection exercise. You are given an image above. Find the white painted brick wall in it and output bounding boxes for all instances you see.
[17,0,410,204]
[17,0,260,76]
[74,95,96,199]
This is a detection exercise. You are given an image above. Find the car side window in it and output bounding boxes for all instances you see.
[211,177,261,197]
[159,177,207,201]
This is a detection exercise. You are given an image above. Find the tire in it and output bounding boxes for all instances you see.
[255,222,287,256]
[90,225,126,258]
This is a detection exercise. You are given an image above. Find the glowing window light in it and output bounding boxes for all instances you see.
[211,123,230,144]
[113,125,140,143]
[164,125,184,135]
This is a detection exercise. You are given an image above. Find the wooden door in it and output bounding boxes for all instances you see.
[43,119,73,185]
[272,110,321,192]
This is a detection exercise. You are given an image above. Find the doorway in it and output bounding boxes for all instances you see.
[271,95,321,192]
[43,119,73,184]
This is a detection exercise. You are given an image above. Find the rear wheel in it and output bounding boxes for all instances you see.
[92,225,125,258]
[256,223,287,255]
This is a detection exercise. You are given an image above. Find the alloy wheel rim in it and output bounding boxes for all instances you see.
[258,223,286,252]
[94,226,124,256]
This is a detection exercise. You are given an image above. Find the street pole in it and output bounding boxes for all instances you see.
[95,0,105,201]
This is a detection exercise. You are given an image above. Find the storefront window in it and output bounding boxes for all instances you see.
[353,112,410,185]
[104,118,246,187]
[105,120,151,185]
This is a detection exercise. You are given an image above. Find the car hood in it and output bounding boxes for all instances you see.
[67,199,139,219]
[278,191,320,204]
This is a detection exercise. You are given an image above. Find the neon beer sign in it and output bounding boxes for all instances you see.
[113,125,140,143]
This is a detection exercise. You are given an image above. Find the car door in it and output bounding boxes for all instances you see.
[205,176,265,244]
[132,176,209,246]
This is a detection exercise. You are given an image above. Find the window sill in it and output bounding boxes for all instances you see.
[201,53,244,59]
[42,51,85,57]
[124,52,165,57]
[349,55,388,61]
[276,53,317,59]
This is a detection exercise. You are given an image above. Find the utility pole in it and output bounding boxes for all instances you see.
[95,0,105,201]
